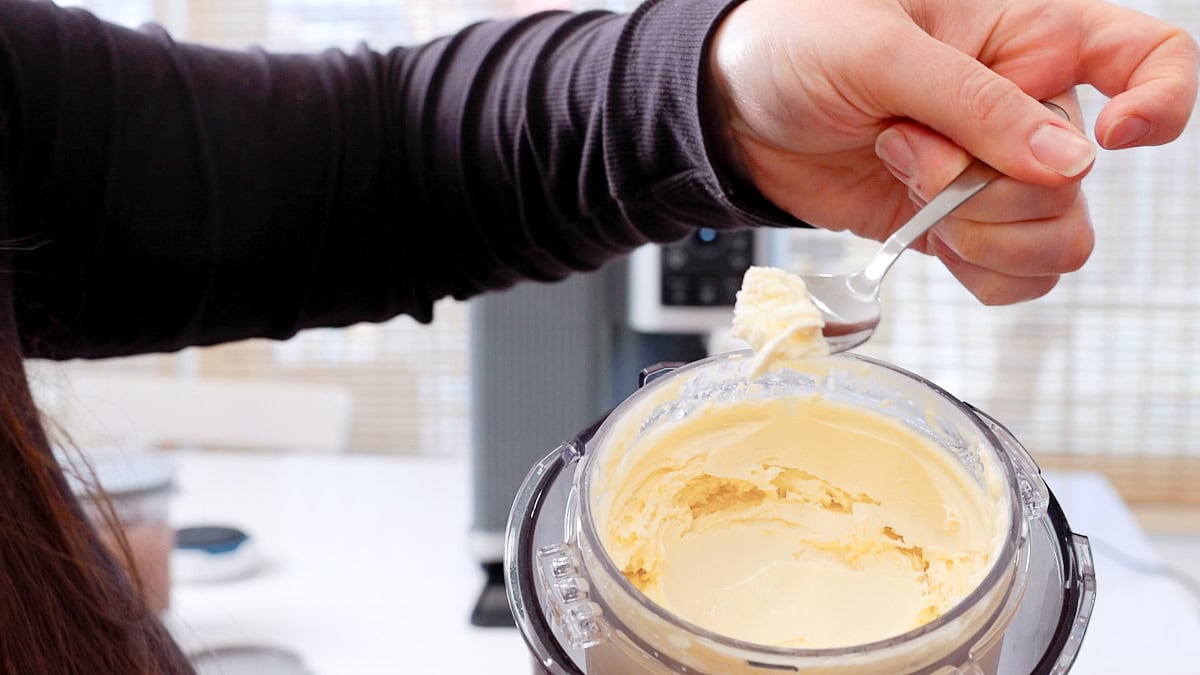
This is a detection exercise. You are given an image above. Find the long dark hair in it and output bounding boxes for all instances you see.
[0,332,192,673]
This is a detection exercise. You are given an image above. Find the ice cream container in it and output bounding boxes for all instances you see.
[63,449,177,614]
[506,351,1095,674]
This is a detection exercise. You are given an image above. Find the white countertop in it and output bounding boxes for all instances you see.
[162,452,1200,675]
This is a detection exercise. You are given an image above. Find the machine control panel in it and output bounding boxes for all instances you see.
[629,228,783,333]
[659,228,755,307]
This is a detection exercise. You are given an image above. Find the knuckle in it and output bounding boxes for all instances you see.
[955,68,1020,126]
[1173,29,1200,75]
[1056,222,1095,273]
[935,220,988,264]
[973,284,1009,306]
[1022,277,1061,303]
[860,23,905,61]
[1027,276,1061,302]
[975,276,1059,306]
[1052,198,1095,273]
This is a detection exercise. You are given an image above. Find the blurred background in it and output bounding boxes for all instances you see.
[19,0,1199,670]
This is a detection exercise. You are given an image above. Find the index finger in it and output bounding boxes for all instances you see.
[1077,1,1199,148]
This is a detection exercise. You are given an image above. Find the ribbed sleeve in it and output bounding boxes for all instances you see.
[0,0,799,359]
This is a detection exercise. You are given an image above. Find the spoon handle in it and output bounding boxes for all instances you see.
[856,100,1073,292]
[858,160,1000,286]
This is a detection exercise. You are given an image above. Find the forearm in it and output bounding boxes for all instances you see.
[1,0,789,359]
[397,1,772,297]
[1,1,406,356]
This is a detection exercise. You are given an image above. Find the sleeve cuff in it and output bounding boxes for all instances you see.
[605,0,809,231]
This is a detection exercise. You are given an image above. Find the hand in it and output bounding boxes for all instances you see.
[706,0,1199,304]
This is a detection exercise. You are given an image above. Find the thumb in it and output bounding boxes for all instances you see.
[872,30,1095,184]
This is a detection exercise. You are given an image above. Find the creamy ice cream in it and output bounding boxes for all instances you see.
[595,394,1002,648]
[592,266,1004,649]
[731,266,829,376]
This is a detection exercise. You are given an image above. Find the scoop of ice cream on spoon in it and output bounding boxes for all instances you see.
[732,266,830,377]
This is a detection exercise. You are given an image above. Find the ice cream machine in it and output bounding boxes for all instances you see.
[468,228,789,626]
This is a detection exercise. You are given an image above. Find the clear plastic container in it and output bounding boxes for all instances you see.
[507,352,1095,674]
[67,450,177,614]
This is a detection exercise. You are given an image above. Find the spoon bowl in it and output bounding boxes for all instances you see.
[803,271,881,352]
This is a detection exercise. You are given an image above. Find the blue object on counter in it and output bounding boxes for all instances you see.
[173,525,259,582]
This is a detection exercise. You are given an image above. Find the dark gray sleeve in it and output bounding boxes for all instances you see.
[0,0,798,359]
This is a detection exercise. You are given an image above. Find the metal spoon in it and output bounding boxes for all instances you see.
[804,102,1070,353]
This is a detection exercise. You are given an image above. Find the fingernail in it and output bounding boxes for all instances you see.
[1030,124,1096,177]
[876,129,916,185]
[1102,115,1151,149]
